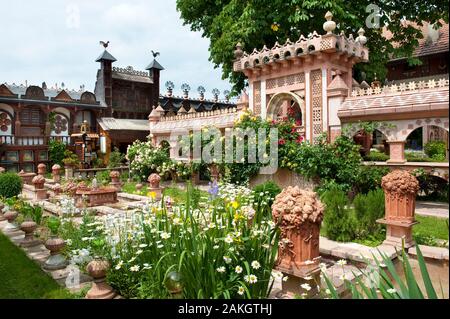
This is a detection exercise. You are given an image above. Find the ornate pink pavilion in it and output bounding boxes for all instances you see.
[149,12,449,170]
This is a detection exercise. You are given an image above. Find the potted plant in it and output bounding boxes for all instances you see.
[63,150,80,179]
[43,216,67,270]
[19,203,41,247]
[85,237,116,299]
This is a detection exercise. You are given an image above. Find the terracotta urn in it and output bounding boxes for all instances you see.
[271,186,324,297]
[135,183,143,192]
[20,220,40,247]
[148,173,161,188]
[85,259,116,299]
[44,236,67,270]
[38,163,47,175]
[109,171,121,191]
[3,210,19,231]
[52,164,61,183]
[32,174,46,190]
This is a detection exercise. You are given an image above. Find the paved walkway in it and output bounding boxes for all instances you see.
[416,201,449,219]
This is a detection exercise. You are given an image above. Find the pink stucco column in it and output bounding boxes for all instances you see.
[387,141,406,164]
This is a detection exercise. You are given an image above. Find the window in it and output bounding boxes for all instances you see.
[21,108,44,126]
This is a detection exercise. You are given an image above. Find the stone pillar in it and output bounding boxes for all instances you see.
[271,186,324,297]
[109,171,121,191]
[148,173,163,200]
[377,170,419,248]
[52,164,61,183]
[387,141,406,164]
[65,165,74,180]
[32,175,47,200]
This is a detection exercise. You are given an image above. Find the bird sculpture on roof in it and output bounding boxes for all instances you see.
[99,41,110,48]
[151,50,160,58]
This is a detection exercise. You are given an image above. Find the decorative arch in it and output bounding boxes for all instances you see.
[25,86,45,100]
[80,91,97,104]
[266,92,305,122]
[399,118,449,142]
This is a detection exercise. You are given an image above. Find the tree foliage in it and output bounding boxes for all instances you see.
[176,0,448,94]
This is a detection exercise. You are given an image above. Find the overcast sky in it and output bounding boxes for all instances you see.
[0,0,233,100]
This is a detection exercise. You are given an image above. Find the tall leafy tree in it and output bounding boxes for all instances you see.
[176,0,448,94]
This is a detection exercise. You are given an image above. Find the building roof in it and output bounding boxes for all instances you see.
[4,83,86,99]
[145,59,164,70]
[112,66,153,84]
[383,21,449,60]
[98,117,150,131]
[159,95,235,113]
[95,50,117,62]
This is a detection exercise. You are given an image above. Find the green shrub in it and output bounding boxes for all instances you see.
[252,180,281,208]
[363,150,389,162]
[321,185,356,242]
[353,188,385,237]
[424,140,446,159]
[0,173,23,198]
[354,166,389,194]
[48,139,66,167]
[108,147,125,168]
[95,170,111,186]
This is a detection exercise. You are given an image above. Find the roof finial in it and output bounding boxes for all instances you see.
[234,42,244,60]
[323,11,336,35]
[356,28,367,45]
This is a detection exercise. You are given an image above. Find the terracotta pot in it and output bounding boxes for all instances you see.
[85,258,116,299]
[136,183,143,191]
[20,220,37,234]
[86,259,110,279]
[3,210,19,231]
[45,236,65,255]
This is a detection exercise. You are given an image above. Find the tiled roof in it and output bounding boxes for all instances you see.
[4,83,86,100]
[383,21,449,59]
[97,118,149,131]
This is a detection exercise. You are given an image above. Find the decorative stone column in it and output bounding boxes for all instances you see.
[148,173,163,200]
[387,141,406,164]
[85,259,116,299]
[32,175,47,200]
[52,164,61,183]
[272,186,324,297]
[44,236,67,270]
[377,170,419,248]
[109,171,121,191]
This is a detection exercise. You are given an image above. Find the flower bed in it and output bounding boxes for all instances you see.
[60,183,279,298]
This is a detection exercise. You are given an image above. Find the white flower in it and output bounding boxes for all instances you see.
[223,256,232,264]
[235,265,243,274]
[130,265,140,272]
[224,235,233,244]
[216,266,226,273]
[387,288,397,294]
[282,276,288,282]
[325,289,331,295]
[244,274,258,284]
[173,218,182,225]
[161,232,171,240]
[213,245,219,249]
[237,286,245,295]
[251,260,261,270]
[139,244,148,248]
[115,261,123,270]
[336,259,347,266]
[136,249,143,255]
[301,283,311,291]
[128,257,136,263]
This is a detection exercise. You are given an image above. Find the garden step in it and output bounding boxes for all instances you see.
[408,245,449,261]
[319,236,398,264]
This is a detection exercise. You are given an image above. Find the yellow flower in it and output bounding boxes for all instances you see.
[271,23,280,32]
[147,191,156,199]
[231,201,239,209]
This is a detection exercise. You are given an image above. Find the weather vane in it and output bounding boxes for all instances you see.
[151,50,160,58]
[99,41,110,48]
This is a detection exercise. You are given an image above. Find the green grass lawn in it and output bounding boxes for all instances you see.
[0,233,78,299]
[414,215,449,240]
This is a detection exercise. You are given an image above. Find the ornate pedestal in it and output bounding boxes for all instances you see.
[85,259,116,299]
[272,186,324,298]
[377,170,420,249]
[44,236,68,270]
[148,173,163,201]
[20,221,41,247]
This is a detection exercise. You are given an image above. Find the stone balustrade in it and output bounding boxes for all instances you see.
[160,107,238,122]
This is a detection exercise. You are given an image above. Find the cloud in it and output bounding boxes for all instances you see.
[0,0,233,100]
